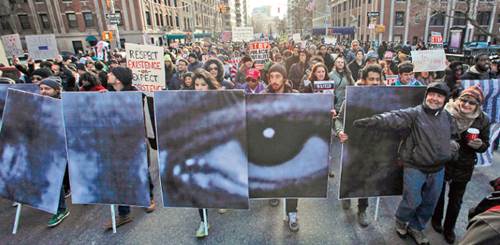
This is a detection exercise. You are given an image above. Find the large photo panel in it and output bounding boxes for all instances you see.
[154,90,249,209]
[62,92,150,207]
[0,89,66,214]
[340,86,426,199]
[247,94,333,198]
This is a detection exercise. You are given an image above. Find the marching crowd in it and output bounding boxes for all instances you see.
[0,39,499,244]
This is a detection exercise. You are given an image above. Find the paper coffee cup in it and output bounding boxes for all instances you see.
[466,128,480,141]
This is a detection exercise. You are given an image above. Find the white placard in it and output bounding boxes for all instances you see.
[25,34,59,60]
[410,49,446,72]
[292,33,301,42]
[1,34,23,57]
[125,43,165,92]
[232,27,254,42]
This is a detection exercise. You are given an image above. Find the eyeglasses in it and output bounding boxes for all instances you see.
[459,98,478,106]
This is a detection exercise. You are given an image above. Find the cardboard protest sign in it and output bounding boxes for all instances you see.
[248,41,270,70]
[0,84,39,124]
[385,75,399,85]
[155,91,249,209]
[410,49,446,72]
[340,86,426,199]
[232,27,254,42]
[25,34,58,60]
[1,34,24,57]
[0,89,67,214]
[62,92,150,207]
[247,94,332,198]
[125,43,165,92]
[312,80,335,94]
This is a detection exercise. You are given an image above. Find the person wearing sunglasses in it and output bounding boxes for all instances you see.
[432,84,491,244]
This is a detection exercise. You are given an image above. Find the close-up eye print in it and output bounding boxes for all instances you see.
[0,89,66,214]
[154,90,249,209]
[246,94,333,199]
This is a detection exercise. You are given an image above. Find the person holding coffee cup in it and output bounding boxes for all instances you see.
[432,84,491,244]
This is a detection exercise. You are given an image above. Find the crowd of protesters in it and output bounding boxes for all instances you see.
[0,38,499,244]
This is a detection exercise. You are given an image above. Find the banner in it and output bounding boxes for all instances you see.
[248,41,271,70]
[25,34,59,60]
[410,49,446,72]
[0,89,67,214]
[125,43,165,92]
[1,34,23,57]
[232,27,254,42]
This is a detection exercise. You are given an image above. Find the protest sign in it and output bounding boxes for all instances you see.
[155,90,249,209]
[292,33,301,42]
[25,34,58,60]
[0,89,66,214]
[125,43,165,92]
[1,34,23,57]
[248,41,271,70]
[247,94,332,198]
[63,92,150,207]
[385,75,399,85]
[0,84,39,124]
[410,49,446,72]
[232,27,254,42]
[311,80,335,94]
[340,87,426,199]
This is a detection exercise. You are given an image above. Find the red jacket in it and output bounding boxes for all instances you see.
[80,85,107,92]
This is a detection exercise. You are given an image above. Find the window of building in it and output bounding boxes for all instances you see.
[160,14,164,26]
[155,13,160,26]
[430,11,445,26]
[39,13,50,29]
[395,11,404,26]
[498,14,500,24]
[115,10,123,26]
[83,12,94,27]
[170,15,173,27]
[474,35,487,42]
[453,12,466,25]
[145,11,152,26]
[477,11,491,26]
[72,41,83,54]
[1,17,10,30]
[66,13,77,28]
[18,14,31,29]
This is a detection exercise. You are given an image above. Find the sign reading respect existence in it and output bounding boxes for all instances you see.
[125,43,165,92]
[1,34,24,57]
[410,49,447,72]
[25,34,59,60]
[248,41,270,70]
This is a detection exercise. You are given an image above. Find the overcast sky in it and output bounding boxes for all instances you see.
[248,0,287,19]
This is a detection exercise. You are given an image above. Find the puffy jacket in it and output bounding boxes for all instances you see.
[445,112,490,182]
[461,65,494,80]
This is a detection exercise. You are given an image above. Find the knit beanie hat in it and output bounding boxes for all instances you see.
[460,84,484,105]
[111,67,133,86]
[32,68,53,79]
[39,77,62,90]
[268,63,287,79]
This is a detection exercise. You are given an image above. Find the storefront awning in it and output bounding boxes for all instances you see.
[165,33,186,40]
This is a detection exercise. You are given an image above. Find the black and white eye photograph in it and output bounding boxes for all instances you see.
[246,94,333,199]
[0,89,67,214]
[62,92,150,207]
[340,86,426,199]
[154,90,249,209]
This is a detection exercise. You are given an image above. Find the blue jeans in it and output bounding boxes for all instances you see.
[395,167,444,231]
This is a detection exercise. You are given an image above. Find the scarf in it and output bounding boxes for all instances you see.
[444,99,481,133]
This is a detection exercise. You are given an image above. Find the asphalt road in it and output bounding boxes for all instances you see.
[1,149,498,245]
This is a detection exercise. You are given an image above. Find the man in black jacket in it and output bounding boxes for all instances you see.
[354,82,458,245]
[461,53,493,80]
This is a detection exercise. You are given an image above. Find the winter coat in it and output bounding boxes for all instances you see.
[79,84,107,92]
[348,60,364,82]
[329,69,353,112]
[288,62,307,89]
[203,58,235,89]
[265,83,297,94]
[187,61,203,72]
[461,65,494,80]
[445,112,490,182]
[285,55,299,74]
[169,71,185,90]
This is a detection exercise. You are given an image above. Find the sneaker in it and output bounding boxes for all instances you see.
[195,221,210,238]
[408,226,430,245]
[395,219,408,238]
[145,200,156,213]
[357,211,369,227]
[64,190,71,199]
[48,209,70,228]
[287,212,299,232]
[217,209,227,214]
[269,199,280,207]
[104,215,133,230]
[341,199,351,210]
[431,219,443,233]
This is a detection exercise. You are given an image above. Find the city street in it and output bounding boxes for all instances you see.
[1,149,498,245]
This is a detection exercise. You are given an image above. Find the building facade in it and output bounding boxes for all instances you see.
[0,0,220,53]
[330,0,499,44]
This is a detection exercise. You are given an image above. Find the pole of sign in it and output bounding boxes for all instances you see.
[374,197,381,221]
[203,208,208,234]
[110,205,117,233]
[12,203,22,234]
[109,0,121,49]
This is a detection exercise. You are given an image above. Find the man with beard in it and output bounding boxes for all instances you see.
[353,82,458,245]
[38,78,70,228]
[461,53,494,80]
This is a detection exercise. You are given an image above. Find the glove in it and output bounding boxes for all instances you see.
[467,138,483,150]
[353,117,377,128]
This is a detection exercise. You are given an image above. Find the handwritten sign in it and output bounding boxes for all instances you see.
[385,75,399,85]
[125,43,165,92]
[410,49,446,72]
[232,27,254,42]
[1,34,23,57]
[25,34,59,60]
[248,41,270,70]
[312,80,335,94]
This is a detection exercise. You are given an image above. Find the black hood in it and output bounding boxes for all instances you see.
[203,58,225,83]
